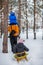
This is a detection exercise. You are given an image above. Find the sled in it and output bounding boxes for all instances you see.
[14,51,28,62]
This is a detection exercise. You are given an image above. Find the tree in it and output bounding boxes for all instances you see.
[2,0,8,53]
[18,0,21,33]
[0,0,3,37]
[42,1,43,40]
[0,0,2,10]
[33,0,36,39]
[25,0,28,39]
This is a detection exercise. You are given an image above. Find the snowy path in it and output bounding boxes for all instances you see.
[0,30,43,65]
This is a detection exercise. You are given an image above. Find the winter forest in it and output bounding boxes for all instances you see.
[0,0,43,65]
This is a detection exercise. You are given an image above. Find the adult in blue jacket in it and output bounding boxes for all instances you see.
[8,11,20,52]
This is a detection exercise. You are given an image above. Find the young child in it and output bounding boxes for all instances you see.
[13,39,29,57]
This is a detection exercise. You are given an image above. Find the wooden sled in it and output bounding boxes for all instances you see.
[14,51,28,62]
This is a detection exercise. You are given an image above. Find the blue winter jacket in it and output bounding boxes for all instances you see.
[9,11,18,25]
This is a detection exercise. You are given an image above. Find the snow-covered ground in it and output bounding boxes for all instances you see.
[0,29,43,65]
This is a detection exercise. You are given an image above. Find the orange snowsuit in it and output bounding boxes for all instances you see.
[8,24,19,37]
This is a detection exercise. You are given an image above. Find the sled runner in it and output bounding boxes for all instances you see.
[14,51,28,62]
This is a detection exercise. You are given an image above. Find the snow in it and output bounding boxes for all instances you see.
[0,29,43,65]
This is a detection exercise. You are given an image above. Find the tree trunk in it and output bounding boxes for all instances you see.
[18,0,21,33]
[1,13,4,34]
[0,0,2,37]
[25,0,28,39]
[42,2,43,40]
[0,13,2,37]
[0,0,2,10]
[2,0,8,53]
[42,14,43,40]
[33,0,36,39]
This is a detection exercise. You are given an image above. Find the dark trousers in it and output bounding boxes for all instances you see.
[10,36,17,52]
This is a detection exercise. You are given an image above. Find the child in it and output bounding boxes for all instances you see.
[13,39,29,57]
